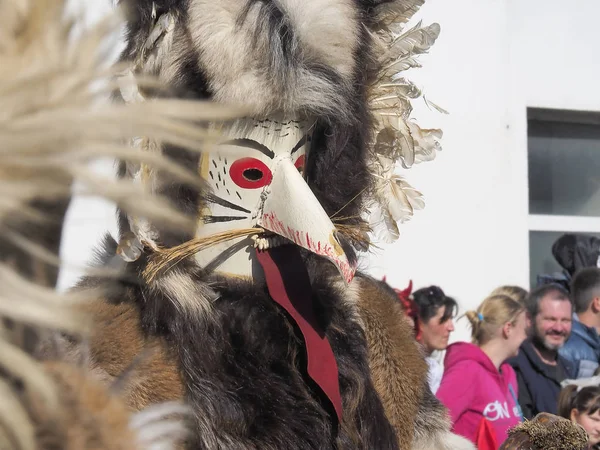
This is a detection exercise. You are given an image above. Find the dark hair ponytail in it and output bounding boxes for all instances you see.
[558,384,600,419]
[412,285,457,324]
[558,385,579,418]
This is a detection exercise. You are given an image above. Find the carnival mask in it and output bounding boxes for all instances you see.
[195,117,355,283]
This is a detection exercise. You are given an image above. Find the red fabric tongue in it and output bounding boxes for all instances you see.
[256,246,343,422]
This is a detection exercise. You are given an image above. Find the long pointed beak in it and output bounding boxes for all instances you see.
[258,158,356,284]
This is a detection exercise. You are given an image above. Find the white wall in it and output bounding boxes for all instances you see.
[509,0,600,112]
[57,0,121,291]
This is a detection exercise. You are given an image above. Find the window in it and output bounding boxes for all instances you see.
[528,108,600,288]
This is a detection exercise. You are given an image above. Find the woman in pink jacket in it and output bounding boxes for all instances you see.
[437,294,528,448]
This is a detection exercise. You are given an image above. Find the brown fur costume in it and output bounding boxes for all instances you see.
[23,0,474,449]
[56,0,477,449]
[68,251,474,449]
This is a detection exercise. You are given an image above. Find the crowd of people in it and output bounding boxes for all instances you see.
[393,267,600,449]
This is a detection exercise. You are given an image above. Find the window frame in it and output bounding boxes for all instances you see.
[527,107,600,286]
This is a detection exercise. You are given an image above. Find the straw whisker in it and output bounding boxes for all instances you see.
[143,228,265,282]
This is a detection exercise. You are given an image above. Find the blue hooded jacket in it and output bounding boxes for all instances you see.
[559,315,600,378]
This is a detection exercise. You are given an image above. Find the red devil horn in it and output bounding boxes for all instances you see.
[399,280,413,298]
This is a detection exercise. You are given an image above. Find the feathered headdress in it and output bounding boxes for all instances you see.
[366,1,445,243]
[111,0,445,283]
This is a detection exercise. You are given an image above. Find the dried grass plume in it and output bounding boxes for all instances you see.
[0,0,234,448]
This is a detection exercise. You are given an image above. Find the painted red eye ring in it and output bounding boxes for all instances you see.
[294,154,306,173]
[229,157,273,189]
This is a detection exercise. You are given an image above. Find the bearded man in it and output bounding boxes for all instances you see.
[509,284,575,418]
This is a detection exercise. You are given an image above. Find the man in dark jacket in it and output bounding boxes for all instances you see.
[509,284,575,419]
[559,267,600,378]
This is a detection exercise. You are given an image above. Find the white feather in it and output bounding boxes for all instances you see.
[373,0,425,30]
[368,201,399,244]
[380,175,424,222]
[389,22,441,59]
[408,122,443,164]
[368,156,425,243]
[382,56,423,78]
[366,2,447,244]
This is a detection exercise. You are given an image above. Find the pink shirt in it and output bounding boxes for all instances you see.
[437,342,522,447]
